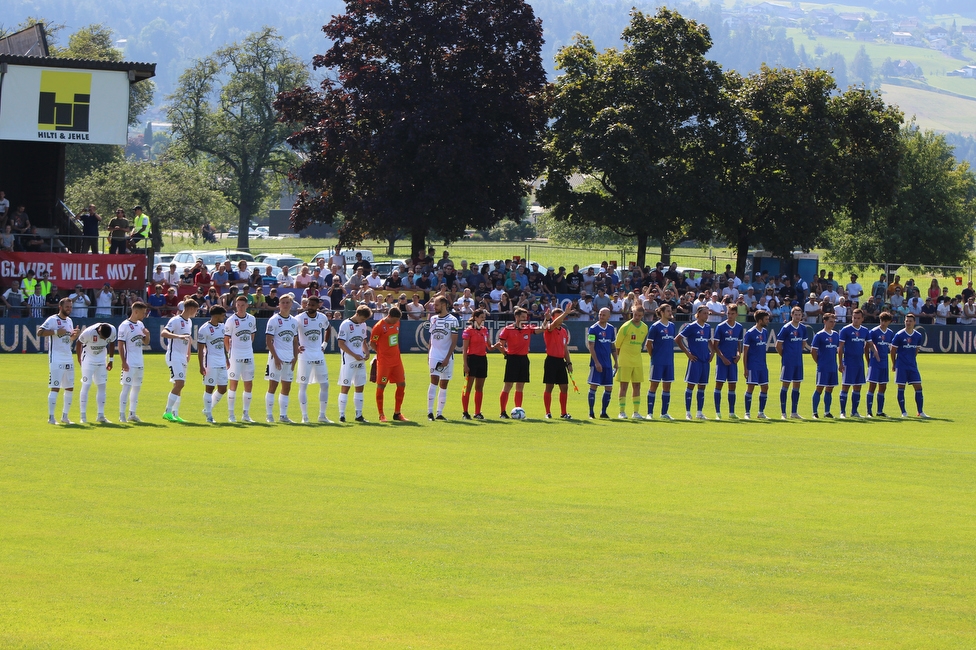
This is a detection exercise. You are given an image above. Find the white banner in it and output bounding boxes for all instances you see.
[0,65,130,145]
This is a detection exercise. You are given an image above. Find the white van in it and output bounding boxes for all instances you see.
[310,248,375,268]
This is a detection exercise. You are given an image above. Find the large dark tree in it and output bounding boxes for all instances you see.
[537,9,724,268]
[275,0,547,255]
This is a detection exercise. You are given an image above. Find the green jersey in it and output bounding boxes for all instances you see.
[615,319,648,366]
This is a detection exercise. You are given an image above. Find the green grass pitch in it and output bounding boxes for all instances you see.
[2,352,974,648]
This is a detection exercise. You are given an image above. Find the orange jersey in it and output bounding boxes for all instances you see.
[371,319,402,363]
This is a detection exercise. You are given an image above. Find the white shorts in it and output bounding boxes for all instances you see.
[229,357,255,383]
[121,366,144,387]
[297,358,329,385]
[265,356,295,383]
[81,362,108,385]
[205,366,228,387]
[49,361,75,389]
[167,359,188,383]
[339,359,367,388]
[428,356,455,381]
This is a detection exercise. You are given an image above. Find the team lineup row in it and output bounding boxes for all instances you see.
[35,295,929,425]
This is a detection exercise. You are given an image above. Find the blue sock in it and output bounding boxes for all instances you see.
[824,392,833,413]
[839,391,848,415]
[685,388,693,412]
[661,392,671,415]
[915,390,924,414]
[745,392,753,414]
[759,392,767,413]
[780,387,788,414]
[601,391,611,416]
[728,391,736,415]
[714,390,722,414]
[866,391,874,414]
[852,391,860,414]
[696,388,705,412]
[813,391,821,414]
[647,391,656,416]
[897,387,906,414]
[791,389,800,414]
[877,392,885,413]
[588,388,596,416]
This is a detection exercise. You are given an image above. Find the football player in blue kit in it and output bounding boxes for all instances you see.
[811,313,840,418]
[676,305,713,420]
[891,313,929,418]
[741,310,771,420]
[776,306,810,419]
[711,305,743,420]
[866,311,895,417]
[645,304,676,420]
[837,308,872,418]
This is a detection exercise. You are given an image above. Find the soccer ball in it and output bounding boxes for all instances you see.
[510,407,526,420]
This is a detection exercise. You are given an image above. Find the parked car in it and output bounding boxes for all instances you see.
[153,253,175,268]
[225,250,255,262]
[172,250,228,268]
[371,259,408,279]
[310,248,375,266]
[253,253,305,270]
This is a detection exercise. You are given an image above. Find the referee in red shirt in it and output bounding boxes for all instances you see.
[497,307,544,418]
[542,308,573,419]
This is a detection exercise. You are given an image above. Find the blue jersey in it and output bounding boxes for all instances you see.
[839,324,870,362]
[647,320,676,364]
[743,326,768,370]
[868,326,895,369]
[892,329,923,371]
[777,323,808,367]
[713,321,743,361]
[678,321,712,361]
[587,322,616,369]
[811,329,840,373]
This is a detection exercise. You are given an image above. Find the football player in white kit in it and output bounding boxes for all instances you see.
[224,295,258,423]
[118,301,151,422]
[37,297,81,424]
[337,304,372,422]
[265,294,300,423]
[161,299,199,422]
[427,296,459,421]
[296,295,333,423]
[76,321,118,424]
[197,305,230,424]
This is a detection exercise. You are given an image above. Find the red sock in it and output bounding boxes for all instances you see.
[500,391,509,413]
[462,388,470,413]
[376,390,384,417]
[543,392,552,414]
[394,385,405,413]
[559,391,568,415]
[514,391,523,408]
[474,391,483,414]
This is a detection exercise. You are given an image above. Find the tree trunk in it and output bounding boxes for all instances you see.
[236,209,250,252]
[411,225,426,263]
[635,233,648,269]
[735,234,750,278]
[387,236,397,256]
[660,240,672,266]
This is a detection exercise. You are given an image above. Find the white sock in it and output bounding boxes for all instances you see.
[166,392,177,414]
[279,394,289,419]
[338,393,348,418]
[96,384,107,417]
[212,391,224,408]
[204,392,213,414]
[319,384,329,419]
[80,382,91,419]
[242,391,252,415]
[299,384,309,418]
[428,383,437,414]
[62,391,73,417]
[119,384,130,416]
[227,391,236,417]
[49,391,58,419]
[129,386,140,415]
[265,392,275,419]
[354,392,364,417]
[437,387,448,416]
[173,396,182,416]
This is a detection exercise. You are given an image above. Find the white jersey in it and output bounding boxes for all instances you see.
[164,315,194,363]
[78,323,117,366]
[224,313,257,360]
[297,311,330,362]
[118,319,148,367]
[40,314,75,364]
[428,313,459,362]
[265,314,299,363]
[338,318,368,364]
[197,322,228,369]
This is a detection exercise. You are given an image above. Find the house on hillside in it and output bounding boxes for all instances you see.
[837,13,865,31]
[891,31,913,45]
[961,25,976,43]
[928,26,948,37]
[897,60,919,76]
[947,65,976,78]
[929,37,948,51]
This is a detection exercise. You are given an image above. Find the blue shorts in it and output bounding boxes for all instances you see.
[649,362,674,383]
[816,370,838,387]
[715,361,739,383]
[588,365,615,387]
[895,367,922,385]
[867,364,889,384]
[842,362,866,386]
[746,366,769,385]
[685,360,710,385]
[780,363,804,383]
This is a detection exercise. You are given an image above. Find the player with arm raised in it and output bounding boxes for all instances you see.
[866,311,895,417]
[541,307,573,419]
[615,305,648,419]
[161,299,198,422]
[676,305,714,420]
[118,301,150,422]
[337,304,372,422]
[224,295,257,423]
[645,304,676,420]
[76,321,117,424]
[838,308,871,418]
[586,307,617,419]
[38,297,80,424]
[711,304,743,420]
[371,306,407,422]
[810,313,840,419]
[296,295,333,424]
[427,296,460,421]
[264,294,300,423]
[776,306,810,419]
[892,313,928,418]
[197,306,229,424]
[741,310,771,419]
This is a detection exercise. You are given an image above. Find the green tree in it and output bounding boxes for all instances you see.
[538,9,723,268]
[851,45,874,87]
[168,27,308,251]
[827,127,976,270]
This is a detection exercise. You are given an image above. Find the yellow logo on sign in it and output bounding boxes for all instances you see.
[38,71,92,132]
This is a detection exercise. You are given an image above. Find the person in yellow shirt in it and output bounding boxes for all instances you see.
[614,305,649,419]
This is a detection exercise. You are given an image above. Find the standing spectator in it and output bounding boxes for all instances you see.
[871,274,888,304]
[95,283,115,316]
[329,245,345,272]
[9,205,31,250]
[927,279,941,302]
[69,284,91,318]
[0,225,14,251]
[2,281,24,317]
[845,274,863,306]
[0,190,8,223]
[107,208,130,254]
[79,205,102,254]
[26,284,46,318]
